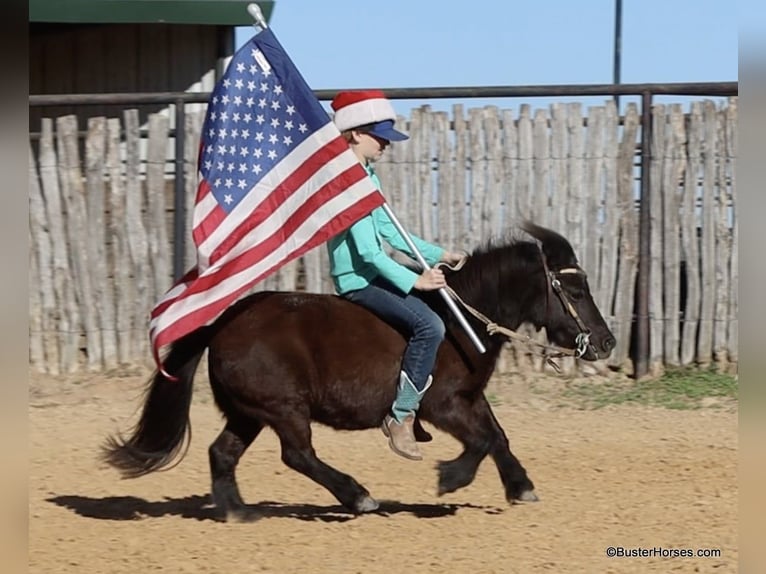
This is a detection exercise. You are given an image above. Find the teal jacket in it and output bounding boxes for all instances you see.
[327,165,444,295]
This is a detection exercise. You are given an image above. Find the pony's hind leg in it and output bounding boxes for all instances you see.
[273,412,379,514]
[209,417,264,521]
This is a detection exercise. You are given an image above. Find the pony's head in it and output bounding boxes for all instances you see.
[520,221,615,361]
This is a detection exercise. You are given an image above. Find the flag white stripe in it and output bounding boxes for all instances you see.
[150,178,375,336]
[192,185,218,230]
[156,279,192,307]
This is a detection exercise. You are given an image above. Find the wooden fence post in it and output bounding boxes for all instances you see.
[86,116,119,369]
[609,103,640,371]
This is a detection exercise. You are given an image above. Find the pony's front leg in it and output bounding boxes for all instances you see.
[429,394,537,503]
[482,397,538,503]
[428,394,494,495]
[273,412,379,514]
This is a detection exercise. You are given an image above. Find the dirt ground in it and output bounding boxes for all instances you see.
[29,368,738,574]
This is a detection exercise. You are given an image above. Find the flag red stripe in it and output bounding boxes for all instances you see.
[192,180,228,249]
[152,193,384,351]
[150,266,200,318]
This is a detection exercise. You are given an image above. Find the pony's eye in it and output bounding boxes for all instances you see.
[563,280,586,301]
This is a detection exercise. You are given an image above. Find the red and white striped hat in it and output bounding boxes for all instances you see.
[331,90,408,141]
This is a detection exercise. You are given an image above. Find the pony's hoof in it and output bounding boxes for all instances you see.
[354,495,379,513]
[514,489,539,503]
[413,418,433,442]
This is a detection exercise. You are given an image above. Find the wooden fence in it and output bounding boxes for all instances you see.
[28,98,738,376]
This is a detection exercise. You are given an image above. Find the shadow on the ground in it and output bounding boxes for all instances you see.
[47,494,505,523]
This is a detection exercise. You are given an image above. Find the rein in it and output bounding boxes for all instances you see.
[437,250,594,372]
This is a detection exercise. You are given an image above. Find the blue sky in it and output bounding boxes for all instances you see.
[236,0,739,115]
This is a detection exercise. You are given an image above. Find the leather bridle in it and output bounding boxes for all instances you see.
[539,252,594,359]
[438,248,599,368]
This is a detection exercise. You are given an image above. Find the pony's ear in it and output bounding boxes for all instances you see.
[519,220,578,268]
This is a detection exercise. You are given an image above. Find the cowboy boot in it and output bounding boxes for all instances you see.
[382,414,421,460]
[381,372,432,460]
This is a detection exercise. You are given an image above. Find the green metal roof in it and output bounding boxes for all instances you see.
[30,0,275,25]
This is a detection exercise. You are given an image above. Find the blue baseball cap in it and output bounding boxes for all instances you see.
[366,119,409,142]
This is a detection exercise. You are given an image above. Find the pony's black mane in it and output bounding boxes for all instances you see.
[431,236,544,329]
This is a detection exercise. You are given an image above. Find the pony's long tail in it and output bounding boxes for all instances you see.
[102,327,211,478]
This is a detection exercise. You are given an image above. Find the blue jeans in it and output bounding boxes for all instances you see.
[344,278,445,391]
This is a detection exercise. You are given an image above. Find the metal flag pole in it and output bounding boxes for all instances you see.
[381,204,486,354]
[247,3,268,28]
[246,3,485,355]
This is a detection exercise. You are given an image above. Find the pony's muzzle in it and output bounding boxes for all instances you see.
[598,335,616,358]
[602,335,616,353]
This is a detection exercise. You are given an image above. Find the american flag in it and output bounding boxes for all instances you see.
[149,28,383,373]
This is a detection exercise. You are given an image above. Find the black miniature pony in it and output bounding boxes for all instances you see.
[104,222,615,519]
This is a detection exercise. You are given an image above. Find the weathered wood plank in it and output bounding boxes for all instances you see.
[697,101,717,366]
[303,245,324,294]
[598,101,620,322]
[29,228,45,371]
[501,109,518,226]
[391,113,410,229]
[418,106,434,241]
[124,109,151,359]
[107,118,134,364]
[608,103,640,371]
[516,105,533,223]
[725,98,738,365]
[453,104,469,250]
[40,118,81,373]
[29,145,57,373]
[662,105,686,367]
[648,104,666,372]
[547,103,575,375]
[481,106,502,238]
[146,114,172,301]
[403,109,422,234]
[680,102,703,366]
[468,107,486,243]
[498,110,521,373]
[434,112,454,247]
[567,103,585,256]
[85,116,118,368]
[532,108,550,226]
[583,105,604,291]
[58,115,102,370]
[550,103,568,235]
[713,103,731,366]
